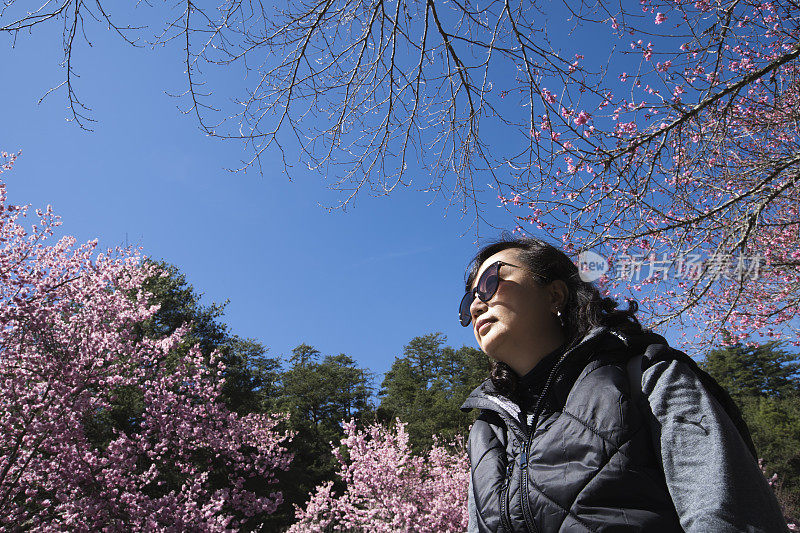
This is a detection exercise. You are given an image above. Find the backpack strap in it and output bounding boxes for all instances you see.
[607,328,644,406]
[626,352,644,405]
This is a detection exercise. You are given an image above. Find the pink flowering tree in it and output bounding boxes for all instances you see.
[0,152,294,530]
[3,2,798,349]
[289,418,469,532]
[487,1,800,354]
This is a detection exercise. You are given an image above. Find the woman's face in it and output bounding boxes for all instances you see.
[468,248,567,375]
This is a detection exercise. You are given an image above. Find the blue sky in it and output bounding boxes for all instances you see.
[1,4,737,395]
[1,10,505,391]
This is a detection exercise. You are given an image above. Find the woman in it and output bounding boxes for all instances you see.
[458,236,788,532]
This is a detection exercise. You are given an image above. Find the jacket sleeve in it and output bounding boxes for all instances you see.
[641,358,789,533]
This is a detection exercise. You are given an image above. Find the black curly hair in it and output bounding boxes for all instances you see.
[464,232,650,398]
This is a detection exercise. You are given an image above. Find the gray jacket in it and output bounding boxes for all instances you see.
[462,326,788,532]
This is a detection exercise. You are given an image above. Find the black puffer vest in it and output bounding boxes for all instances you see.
[460,326,683,532]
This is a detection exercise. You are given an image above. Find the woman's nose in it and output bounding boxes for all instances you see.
[470,293,488,322]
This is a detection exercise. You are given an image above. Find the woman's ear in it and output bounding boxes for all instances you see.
[549,279,569,312]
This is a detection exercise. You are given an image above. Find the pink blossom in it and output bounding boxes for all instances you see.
[655,12,667,24]
[289,419,468,532]
[0,164,294,530]
[566,157,578,174]
[615,121,638,135]
[643,42,653,61]
[694,0,710,11]
[541,88,558,104]
[574,111,590,126]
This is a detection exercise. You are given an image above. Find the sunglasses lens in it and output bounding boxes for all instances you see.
[478,264,499,299]
[459,292,473,326]
[459,262,501,326]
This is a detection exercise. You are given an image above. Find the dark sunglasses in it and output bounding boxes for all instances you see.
[459,260,536,327]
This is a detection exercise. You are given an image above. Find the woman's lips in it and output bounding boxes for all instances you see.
[478,320,493,335]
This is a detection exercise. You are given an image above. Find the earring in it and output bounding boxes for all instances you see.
[556,310,566,329]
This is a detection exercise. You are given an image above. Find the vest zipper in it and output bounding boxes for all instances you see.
[520,349,572,533]
[500,458,514,532]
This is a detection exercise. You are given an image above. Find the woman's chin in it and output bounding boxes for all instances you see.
[480,333,503,359]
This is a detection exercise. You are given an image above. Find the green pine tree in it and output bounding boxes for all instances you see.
[700,335,800,519]
[377,332,491,453]
[262,343,376,532]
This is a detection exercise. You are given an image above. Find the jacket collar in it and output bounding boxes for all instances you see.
[459,325,649,427]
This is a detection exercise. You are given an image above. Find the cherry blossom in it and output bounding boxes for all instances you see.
[0,156,294,530]
[289,418,469,532]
